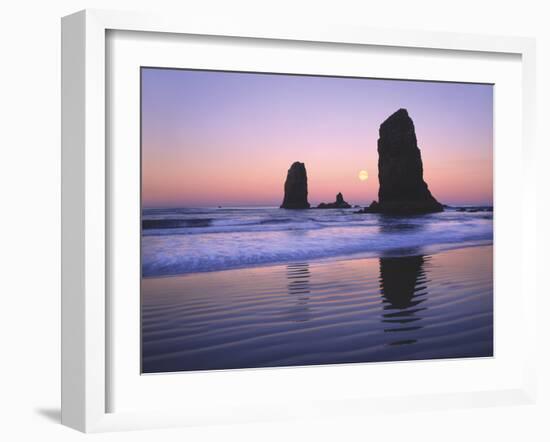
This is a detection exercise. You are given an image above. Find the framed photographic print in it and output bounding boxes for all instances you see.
[61,9,538,432]
[139,68,494,374]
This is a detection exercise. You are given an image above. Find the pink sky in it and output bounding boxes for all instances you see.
[142,69,493,207]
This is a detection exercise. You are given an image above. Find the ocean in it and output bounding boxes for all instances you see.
[141,206,493,277]
[141,206,493,373]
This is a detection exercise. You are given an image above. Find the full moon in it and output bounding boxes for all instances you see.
[358,170,369,181]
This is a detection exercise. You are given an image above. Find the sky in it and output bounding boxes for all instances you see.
[141,68,493,207]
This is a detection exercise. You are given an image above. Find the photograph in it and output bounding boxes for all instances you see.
[140,67,494,374]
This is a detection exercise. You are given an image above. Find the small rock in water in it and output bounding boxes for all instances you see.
[456,206,493,213]
[316,192,352,209]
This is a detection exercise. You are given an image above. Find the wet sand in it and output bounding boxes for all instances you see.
[141,245,493,373]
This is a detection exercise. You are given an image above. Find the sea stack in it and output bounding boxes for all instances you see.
[317,192,351,209]
[364,109,443,215]
[280,162,310,209]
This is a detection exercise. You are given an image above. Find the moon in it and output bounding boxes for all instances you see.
[358,170,369,181]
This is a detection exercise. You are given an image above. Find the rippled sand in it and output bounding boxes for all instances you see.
[141,245,493,373]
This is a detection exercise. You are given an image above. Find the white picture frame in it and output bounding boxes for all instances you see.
[61,9,538,433]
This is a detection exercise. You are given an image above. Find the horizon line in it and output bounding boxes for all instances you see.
[142,202,494,210]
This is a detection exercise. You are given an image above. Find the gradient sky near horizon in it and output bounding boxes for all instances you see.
[142,68,493,207]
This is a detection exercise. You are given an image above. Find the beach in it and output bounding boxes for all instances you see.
[141,208,493,373]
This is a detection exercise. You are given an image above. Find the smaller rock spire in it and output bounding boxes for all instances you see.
[280,162,310,209]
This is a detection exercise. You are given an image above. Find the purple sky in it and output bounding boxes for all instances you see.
[142,68,493,207]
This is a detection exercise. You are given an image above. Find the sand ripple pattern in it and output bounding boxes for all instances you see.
[141,245,493,373]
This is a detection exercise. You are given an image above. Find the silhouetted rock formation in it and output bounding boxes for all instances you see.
[455,206,493,213]
[361,109,443,215]
[317,192,351,209]
[280,162,310,209]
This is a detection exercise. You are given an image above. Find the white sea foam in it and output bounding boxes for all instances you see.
[141,207,493,277]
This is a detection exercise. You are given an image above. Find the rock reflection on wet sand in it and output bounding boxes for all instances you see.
[141,245,493,373]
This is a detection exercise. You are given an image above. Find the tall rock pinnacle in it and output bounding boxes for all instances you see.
[365,109,443,214]
[280,162,310,209]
